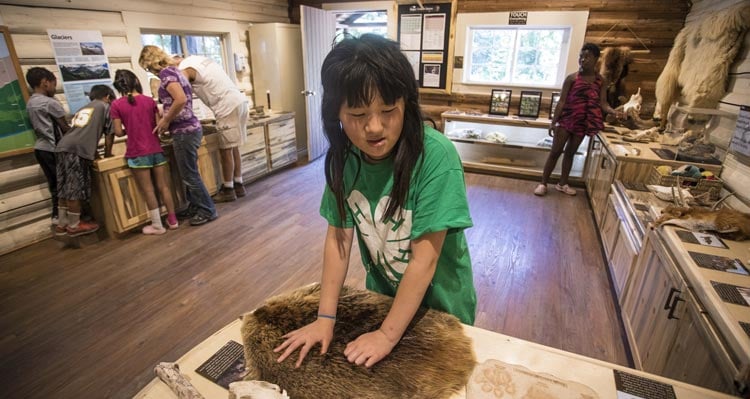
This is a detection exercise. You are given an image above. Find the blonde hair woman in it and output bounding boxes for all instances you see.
[138,45,218,226]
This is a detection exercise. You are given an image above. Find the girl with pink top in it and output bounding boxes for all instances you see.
[111,69,178,234]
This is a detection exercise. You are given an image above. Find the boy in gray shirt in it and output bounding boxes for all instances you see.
[25,67,70,225]
[55,85,115,237]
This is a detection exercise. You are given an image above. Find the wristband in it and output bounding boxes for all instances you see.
[317,313,337,321]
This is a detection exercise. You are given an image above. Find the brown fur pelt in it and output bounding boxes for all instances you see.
[599,46,633,108]
[654,205,750,241]
[655,3,750,125]
[240,284,476,399]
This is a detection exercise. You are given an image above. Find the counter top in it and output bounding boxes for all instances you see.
[598,129,723,171]
[617,182,750,379]
[660,225,750,373]
[135,318,732,399]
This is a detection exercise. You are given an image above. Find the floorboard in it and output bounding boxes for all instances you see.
[0,159,629,398]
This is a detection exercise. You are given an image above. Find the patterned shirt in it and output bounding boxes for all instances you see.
[320,127,477,324]
[157,66,201,134]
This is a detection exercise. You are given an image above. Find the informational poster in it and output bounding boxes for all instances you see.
[397,3,452,90]
[730,105,750,157]
[0,25,34,156]
[47,29,112,114]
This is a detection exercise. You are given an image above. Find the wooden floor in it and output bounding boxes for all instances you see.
[0,159,630,399]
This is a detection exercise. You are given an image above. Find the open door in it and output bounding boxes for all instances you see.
[300,5,336,161]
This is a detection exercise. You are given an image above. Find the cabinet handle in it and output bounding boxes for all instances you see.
[664,287,679,310]
[667,293,684,320]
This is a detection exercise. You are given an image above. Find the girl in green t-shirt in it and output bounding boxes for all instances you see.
[274,34,477,369]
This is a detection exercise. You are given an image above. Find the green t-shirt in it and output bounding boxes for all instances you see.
[320,126,477,324]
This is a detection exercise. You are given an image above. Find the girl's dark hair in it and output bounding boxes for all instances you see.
[581,42,601,58]
[321,33,424,222]
[113,69,143,104]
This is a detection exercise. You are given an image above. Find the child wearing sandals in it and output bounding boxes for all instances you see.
[111,69,178,234]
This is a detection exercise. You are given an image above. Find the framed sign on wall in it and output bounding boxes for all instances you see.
[0,26,35,157]
[489,89,512,116]
[519,90,542,118]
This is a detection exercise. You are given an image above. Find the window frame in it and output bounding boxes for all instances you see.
[453,10,589,94]
[140,29,228,70]
[463,25,570,88]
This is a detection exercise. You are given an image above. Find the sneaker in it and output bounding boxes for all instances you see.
[176,206,197,219]
[533,184,547,196]
[143,225,167,235]
[189,213,217,226]
[54,225,68,236]
[212,185,237,203]
[234,183,247,198]
[66,220,99,237]
[555,184,577,196]
[167,221,179,230]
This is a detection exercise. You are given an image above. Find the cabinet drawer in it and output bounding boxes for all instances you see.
[242,125,265,153]
[270,141,298,169]
[268,119,295,142]
[600,195,620,258]
[241,149,269,181]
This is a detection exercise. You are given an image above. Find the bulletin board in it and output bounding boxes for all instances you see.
[397,1,455,93]
[0,26,35,157]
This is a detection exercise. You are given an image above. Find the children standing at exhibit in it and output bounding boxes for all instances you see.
[25,67,70,225]
[178,55,249,202]
[138,45,218,226]
[534,43,622,197]
[111,69,178,235]
[274,34,477,369]
[55,85,115,237]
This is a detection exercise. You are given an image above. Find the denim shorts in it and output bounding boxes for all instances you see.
[127,153,168,168]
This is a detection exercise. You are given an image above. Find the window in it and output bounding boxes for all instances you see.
[335,11,388,39]
[465,26,569,87]
[141,32,225,68]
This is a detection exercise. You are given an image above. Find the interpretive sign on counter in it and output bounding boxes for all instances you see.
[730,105,750,157]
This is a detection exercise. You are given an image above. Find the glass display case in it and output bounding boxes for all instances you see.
[655,105,736,165]
[441,110,590,180]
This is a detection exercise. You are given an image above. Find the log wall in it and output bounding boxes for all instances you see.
[290,0,690,126]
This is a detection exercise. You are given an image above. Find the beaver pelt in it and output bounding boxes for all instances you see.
[240,284,476,399]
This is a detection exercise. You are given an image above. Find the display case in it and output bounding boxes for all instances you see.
[441,111,590,180]
[654,105,737,165]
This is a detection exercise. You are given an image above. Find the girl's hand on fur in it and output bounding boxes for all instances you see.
[273,319,334,368]
[343,329,398,368]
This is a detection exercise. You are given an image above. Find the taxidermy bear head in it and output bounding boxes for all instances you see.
[240,284,477,399]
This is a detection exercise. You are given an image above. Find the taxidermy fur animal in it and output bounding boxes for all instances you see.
[240,284,476,399]
[610,88,655,130]
[654,205,750,241]
[599,46,633,108]
[655,3,750,125]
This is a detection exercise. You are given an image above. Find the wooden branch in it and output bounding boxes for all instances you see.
[154,362,205,399]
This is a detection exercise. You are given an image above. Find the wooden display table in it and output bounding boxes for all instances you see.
[134,319,733,399]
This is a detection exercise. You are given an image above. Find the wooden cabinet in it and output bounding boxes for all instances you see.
[91,113,297,237]
[441,111,590,180]
[609,221,638,301]
[239,125,269,182]
[585,137,617,226]
[267,116,297,170]
[621,230,738,394]
[599,194,620,258]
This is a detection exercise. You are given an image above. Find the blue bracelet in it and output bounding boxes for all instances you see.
[318,313,337,321]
